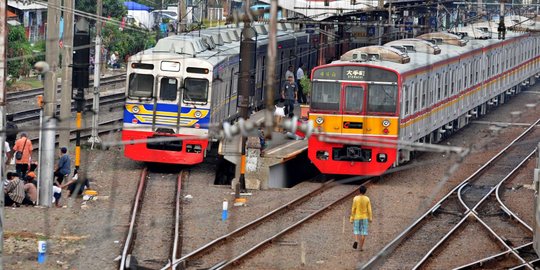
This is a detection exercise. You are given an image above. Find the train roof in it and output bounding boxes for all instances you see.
[329,28,530,75]
[129,23,311,67]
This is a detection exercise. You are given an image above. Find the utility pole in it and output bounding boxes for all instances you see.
[0,0,8,264]
[498,0,506,40]
[39,0,61,207]
[73,18,90,170]
[177,0,186,33]
[236,9,256,197]
[88,0,103,148]
[59,0,74,148]
[264,0,277,141]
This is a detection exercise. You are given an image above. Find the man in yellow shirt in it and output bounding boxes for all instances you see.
[350,185,372,251]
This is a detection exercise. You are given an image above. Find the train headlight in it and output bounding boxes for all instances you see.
[132,106,140,114]
[315,117,324,125]
[382,119,391,127]
[194,110,202,118]
[377,153,387,163]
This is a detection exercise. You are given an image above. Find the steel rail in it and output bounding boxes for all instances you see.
[495,154,535,232]
[170,171,185,270]
[412,150,537,269]
[162,180,339,270]
[453,242,533,269]
[361,118,540,269]
[215,185,362,269]
[119,168,148,270]
[450,150,538,269]
[11,92,124,123]
[29,117,123,149]
[509,258,540,269]
[6,74,125,101]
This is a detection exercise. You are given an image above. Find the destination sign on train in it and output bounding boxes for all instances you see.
[312,66,397,82]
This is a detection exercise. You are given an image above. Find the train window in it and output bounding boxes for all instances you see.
[436,74,441,100]
[413,83,418,112]
[421,80,427,108]
[403,85,409,116]
[184,78,209,103]
[311,82,341,111]
[445,71,450,97]
[128,73,154,98]
[159,77,178,101]
[367,85,397,114]
[344,86,364,113]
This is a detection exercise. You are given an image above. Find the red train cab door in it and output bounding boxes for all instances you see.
[341,82,366,135]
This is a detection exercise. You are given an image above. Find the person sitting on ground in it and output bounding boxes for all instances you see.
[24,181,37,205]
[25,171,37,187]
[54,147,71,186]
[61,169,91,197]
[4,172,33,206]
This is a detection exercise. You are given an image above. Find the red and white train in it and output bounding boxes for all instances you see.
[308,26,540,175]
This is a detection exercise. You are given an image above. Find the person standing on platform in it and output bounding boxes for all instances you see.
[350,185,372,251]
[13,133,32,179]
[285,65,295,81]
[296,63,306,104]
[281,75,298,117]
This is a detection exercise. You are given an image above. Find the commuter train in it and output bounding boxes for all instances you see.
[308,27,540,175]
[122,23,319,164]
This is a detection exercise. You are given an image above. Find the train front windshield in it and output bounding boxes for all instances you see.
[184,78,209,103]
[128,73,154,98]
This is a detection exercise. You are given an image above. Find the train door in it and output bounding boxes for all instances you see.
[155,76,180,133]
[341,82,366,136]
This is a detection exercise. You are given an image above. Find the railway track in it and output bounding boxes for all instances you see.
[162,180,364,270]
[363,118,540,269]
[6,74,125,102]
[119,168,186,270]
[10,92,124,124]
[29,117,123,150]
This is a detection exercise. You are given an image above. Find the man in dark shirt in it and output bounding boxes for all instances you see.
[5,114,17,164]
[54,147,71,186]
[281,75,298,117]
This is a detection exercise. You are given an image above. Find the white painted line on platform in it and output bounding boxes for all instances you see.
[265,140,305,156]
[523,91,540,94]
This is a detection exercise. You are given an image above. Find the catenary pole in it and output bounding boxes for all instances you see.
[59,0,74,148]
[0,0,8,264]
[264,0,277,141]
[177,0,186,33]
[88,0,103,148]
[39,0,61,207]
[236,0,255,195]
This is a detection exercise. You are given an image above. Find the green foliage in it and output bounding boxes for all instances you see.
[32,40,46,63]
[76,0,126,20]
[7,25,34,78]
[102,22,156,63]
[300,76,311,96]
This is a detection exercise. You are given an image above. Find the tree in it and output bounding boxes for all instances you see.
[7,25,33,78]
[102,22,156,63]
[76,0,127,20]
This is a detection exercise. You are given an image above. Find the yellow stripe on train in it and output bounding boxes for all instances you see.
[125,104,210,119]
[309,114,399,136]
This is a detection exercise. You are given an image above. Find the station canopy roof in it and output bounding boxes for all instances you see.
[124,1,152,11]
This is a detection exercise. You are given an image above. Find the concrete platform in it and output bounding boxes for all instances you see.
[218,104,315,189]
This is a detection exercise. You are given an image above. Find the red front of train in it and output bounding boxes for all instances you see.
[307,63,400,176]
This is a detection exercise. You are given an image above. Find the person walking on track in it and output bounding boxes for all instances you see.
[350,185,372,251]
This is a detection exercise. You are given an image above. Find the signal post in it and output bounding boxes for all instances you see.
[73,18,91,170]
